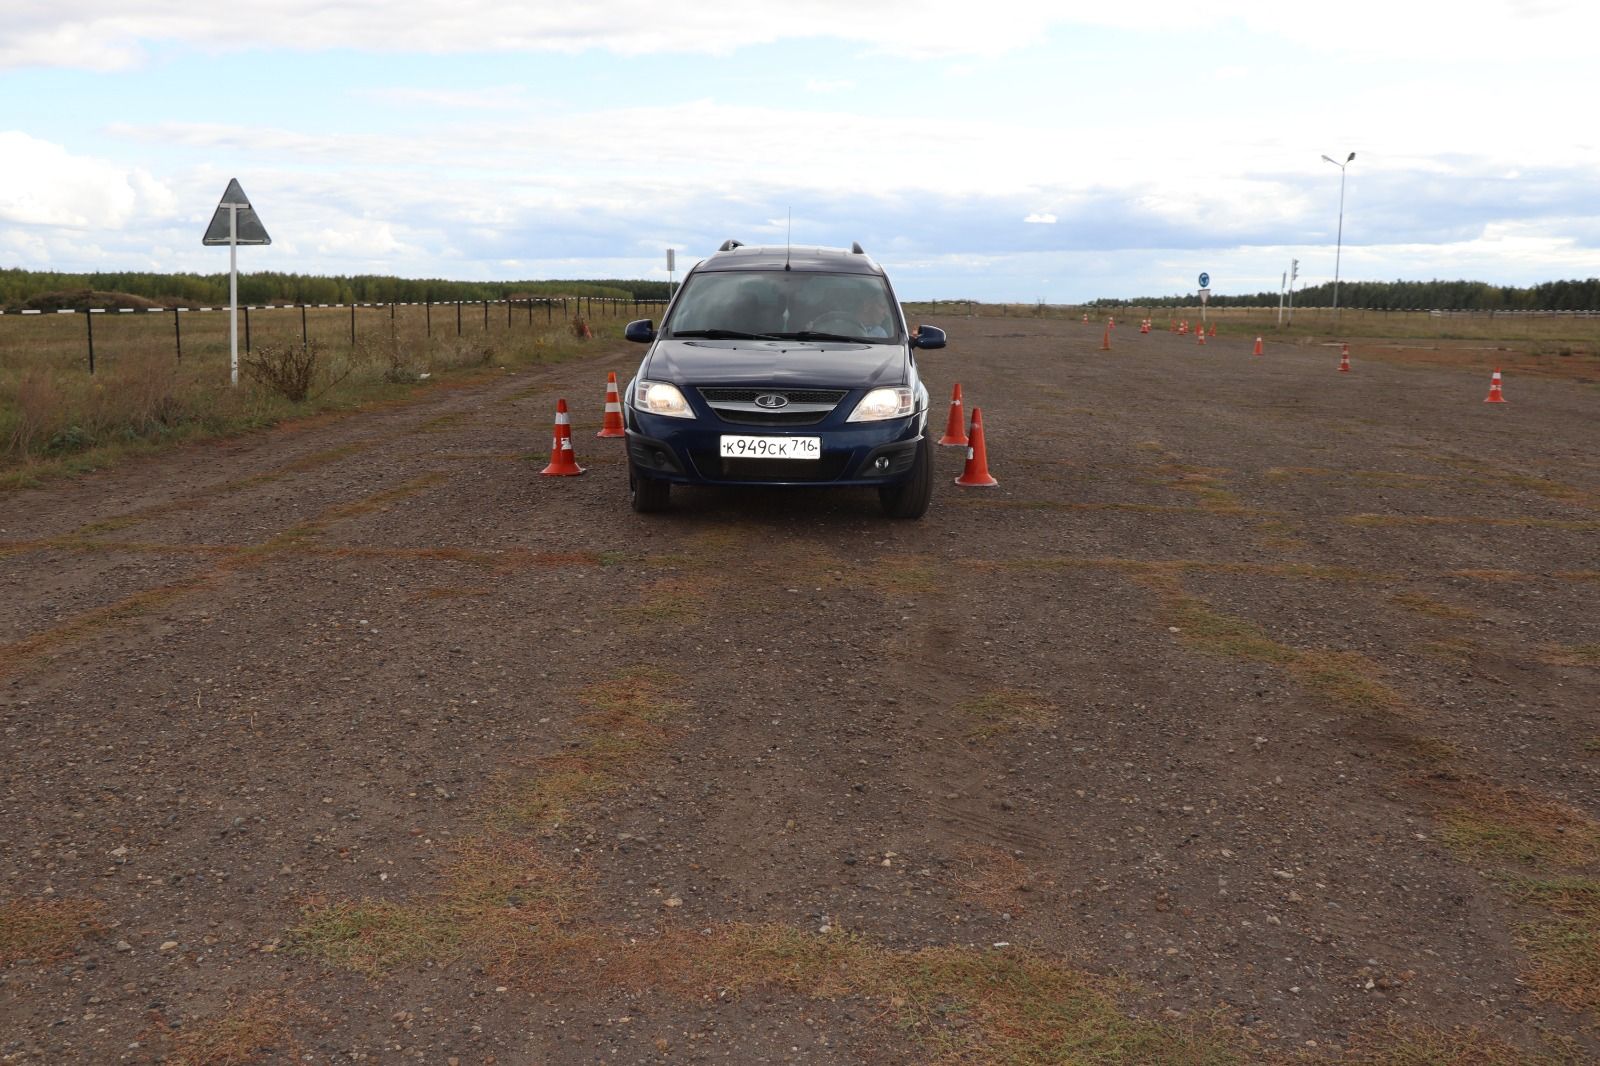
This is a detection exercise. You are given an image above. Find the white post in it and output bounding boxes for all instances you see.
[229,203,239,387]
[1278,271,1286,326]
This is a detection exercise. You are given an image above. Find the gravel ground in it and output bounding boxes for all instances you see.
[2,317,1596,1064]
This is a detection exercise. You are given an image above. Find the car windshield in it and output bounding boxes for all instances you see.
[664,271,901,343]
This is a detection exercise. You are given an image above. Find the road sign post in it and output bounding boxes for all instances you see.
[202,179,271,386]
[1197,273,1211,325]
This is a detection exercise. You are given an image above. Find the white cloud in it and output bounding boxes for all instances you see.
[10,0,1600,70]
[0,132,177,228]
[1024,213,1057,224]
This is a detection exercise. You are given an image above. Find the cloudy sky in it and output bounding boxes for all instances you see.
[2,1,1596,301]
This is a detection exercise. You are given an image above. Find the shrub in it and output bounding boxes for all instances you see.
[241,341,324,402]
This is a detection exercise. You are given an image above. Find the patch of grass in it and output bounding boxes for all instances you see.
[290,840,581,977]
[1513,917,1599,1014]
[489,666,688,830]
[0,575,211,681]
[1339,1020,1577,1065]
[959,688,1055,739]
[1434,783,1600,870]
[1493,877,1600,1015]
[1289,653,1405,713]
[1411,634,1473,657]
[1346,514,1600,532]
[1449,569,1534,583]
[951,845,1040,911]
[634,576,713,624]
[421,585,493,599]
[1159,596,1299,665]
[868,554,941,595]
[158,992,305,1066]
[1538,644,1600,668]
[0,897,101,964]
[1390,591,1481,621]
[622,925,1243,1066]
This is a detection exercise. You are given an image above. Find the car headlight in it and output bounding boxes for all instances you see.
[846,386,914,422]
[635,380,695,419]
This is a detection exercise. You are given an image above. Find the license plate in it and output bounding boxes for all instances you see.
[719,435,821,460]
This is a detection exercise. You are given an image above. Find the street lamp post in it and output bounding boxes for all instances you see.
[1320,151,1355,321]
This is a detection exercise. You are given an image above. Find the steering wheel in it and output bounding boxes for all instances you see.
[809,311,863,334]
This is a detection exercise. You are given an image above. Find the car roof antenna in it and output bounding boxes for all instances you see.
[785,208,792,271]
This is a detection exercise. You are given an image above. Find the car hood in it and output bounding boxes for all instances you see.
[644,338,906,390]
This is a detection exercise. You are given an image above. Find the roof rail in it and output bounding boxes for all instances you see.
[850,242,865,254]
[718,239,744,252]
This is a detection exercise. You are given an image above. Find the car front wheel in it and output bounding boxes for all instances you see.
[878,436,932,519]
[629,460,671,513]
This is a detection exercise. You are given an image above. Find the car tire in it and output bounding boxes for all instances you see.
[878,435,932,519]
[629,460,671,513]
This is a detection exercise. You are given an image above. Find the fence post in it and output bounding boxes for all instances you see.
[86,309,96,375]
[301,304,308,349]
[350,303,356,346]
[482,300,488,331]
[173,307,182,362]
[426,300,432,337]
[507,299,512,328]
[244,304,251,354]
[546,299,552,325]
[456,301,462,336]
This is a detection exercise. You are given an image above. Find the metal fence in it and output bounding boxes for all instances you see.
[0,296,667,374]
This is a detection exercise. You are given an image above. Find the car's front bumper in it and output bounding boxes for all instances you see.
[626,412,925,488]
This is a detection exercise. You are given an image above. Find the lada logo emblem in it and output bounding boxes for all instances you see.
[754,393,789,409]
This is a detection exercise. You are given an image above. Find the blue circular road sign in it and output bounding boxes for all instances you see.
[1198,272,1210,287]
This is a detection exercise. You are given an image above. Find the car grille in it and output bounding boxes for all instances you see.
[697,387,847,426]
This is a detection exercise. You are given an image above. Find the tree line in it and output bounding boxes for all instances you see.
[1089,277,1600,311]
[0,268,674,310]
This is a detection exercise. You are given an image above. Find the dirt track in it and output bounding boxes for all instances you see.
[2,317,1597,1064]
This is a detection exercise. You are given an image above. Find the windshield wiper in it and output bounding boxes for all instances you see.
[670,328,781,340]
[786,331,864,342]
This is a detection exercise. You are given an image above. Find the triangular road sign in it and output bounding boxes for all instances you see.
[202,179,272,245]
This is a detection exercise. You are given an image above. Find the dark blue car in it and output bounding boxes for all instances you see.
[622,241,947,518]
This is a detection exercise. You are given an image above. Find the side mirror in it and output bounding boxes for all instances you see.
[911,325,946,350]
[624,319,656,343]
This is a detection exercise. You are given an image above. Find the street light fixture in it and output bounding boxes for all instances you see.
[1321,151,1355,321]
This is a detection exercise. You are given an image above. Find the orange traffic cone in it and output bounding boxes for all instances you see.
[1208,323,1216,338]
[597,372,626,438]
[1252,336,1263,356]
[1338,344,1351,373]
[1197,325,1206,346]
[1101,324,1112,351]
[1179,320,1187,334]
[1140,319,1150,334]
[1082,313,1089,323]
[1109,316,1116,329]
[955,407,998,487]
[540,398,585,476]
[938,383,968,446]
[1485,369,1508,403]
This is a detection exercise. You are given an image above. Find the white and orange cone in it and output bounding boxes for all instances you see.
[1252,336,1264,356]
[1485,369,1508,403]
[1101,324,1112,351]
[540,398,585,476]
[938,383,969,446]
[954,408,998,487]
[597,372,626,438]
[1338,343,1351,373]
[1197,324,1207,346]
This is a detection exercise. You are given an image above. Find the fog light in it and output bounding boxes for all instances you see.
[874,456,890,471]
